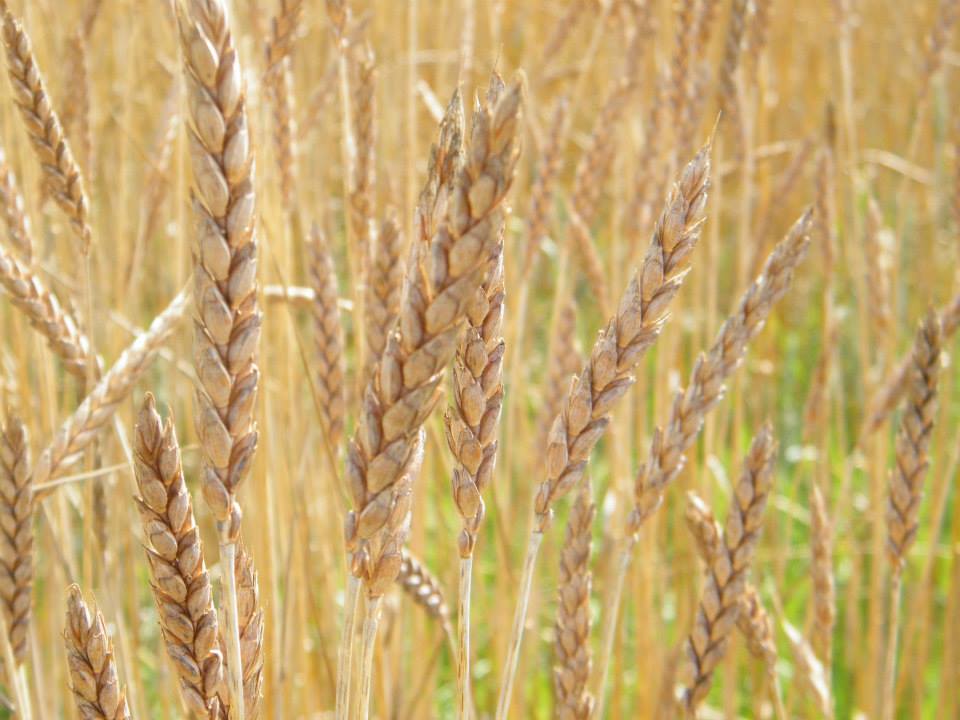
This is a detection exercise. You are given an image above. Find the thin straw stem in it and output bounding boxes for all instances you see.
[458,556,473,720]
[358,596,383,720]
[336,574,361,720]
[882,569,903,720]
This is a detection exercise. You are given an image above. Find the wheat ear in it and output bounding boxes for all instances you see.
[233,542,264,720]
[133,394,226,718]
[0,146,31,261]
[397,550,450,624]
[521,96,567,278]
[717,0,748,140]
[554,480,596,720]
[307,224,346,450]
[32,287,189,499]
[883,310,941,720]
[595,210,813,714]
[499,143,711,720]
[0,242,92,379]
[810,483,835,676]
[683,425,777,711]
[344,77,522,720]
[334,84,466,720]
[177,2,262,714]
[265,0,304,211]
[1,11,92,251]
[350,45,377,269]
[363,213,404,386]
[64,585,131,720]
[0,412,31,667]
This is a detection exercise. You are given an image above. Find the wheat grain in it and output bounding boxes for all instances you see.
[553,480,595,720]
[133,394,226,719]
[683,424,777,711]
[0,413,31,665]
[64,585,132,720]
[2,10,92,251]
[307,223,346,450]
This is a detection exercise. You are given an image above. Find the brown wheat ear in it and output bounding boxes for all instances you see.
[684,424,778,712]
[553,480,595,720]
[133,393,226,718]
[363,212,404,386]
[64,585,132,720]
[0,413,32,664]
[2,10,92,251]
[0,145,32,261]
[397,550,450,624]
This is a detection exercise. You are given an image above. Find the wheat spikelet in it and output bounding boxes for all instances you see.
[683,425,777,711]
[532,143,711,531]
[133,394,226,719]
[865,292,958,435]
[536,300,581,455]
[553,480,595,720]
[0,146,31,261]
[64,585,132,720]
[32,287,188,499]
[810,483,835,673]
[397,550,449,623]
[363,213,404,384]
[887,310,941,567]
[522,96,567,278]
[307,223,346,449]
[0,413,31,664]
[177,0,261,546]
[0,241,92,379]
[2,10,92,251]
[444,235,505,558]
[864,197,894,340]
[717,0,748,139]
[233,543,264,719]
[628,210,813,533]
[415,89,465,247]
[343,77,522,598]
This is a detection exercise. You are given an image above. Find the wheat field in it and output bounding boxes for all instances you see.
[0,0,956,718]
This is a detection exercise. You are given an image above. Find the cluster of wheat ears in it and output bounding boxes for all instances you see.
[0,0,957,717]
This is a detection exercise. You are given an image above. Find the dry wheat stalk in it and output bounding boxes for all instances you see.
[782,618,833,719]
[2,10,92,252]
[64,585,131,720]
[344,78,521,720]
[810,483,835,675]
[0,241,92,379]
[553,480,595,720]
[133,394,226,719]
[864,292,958,435]
[397,550,450,623]
[0,146,32,261]
[307,224,346,450]
[363,213,404,384]
[500,143,711,720]
[32,287,189,499]
[522,96,567,278]
[683,425,777,711]
[0,414,31,665]
[177,2,262,714]
[628,210,813,533]
[264,0,304,211]
[883,310,941,720]
[536,301,582,455]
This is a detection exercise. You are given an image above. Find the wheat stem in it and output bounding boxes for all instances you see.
[457,556,472,720]
[358,596,382,720]
[593,536,634,719]
[882,568,903,720]
[335,574,360,720]
[0,616,29,719]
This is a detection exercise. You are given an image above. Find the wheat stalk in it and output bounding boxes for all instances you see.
[553,479,595,720]
[177,2,262,714]
[64,585,131,720]
[883,310,941,720]
[683,424,777,712]
[32,287,189,499]
[133,393,227,718]
[499,142,711,720]
[0,241,92,380]
[2,10,92,252]
[307,223,346,450]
